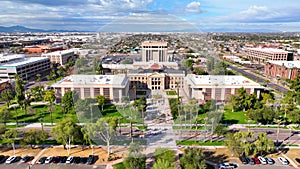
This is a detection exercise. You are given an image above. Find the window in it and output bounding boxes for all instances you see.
[103,88,110,98]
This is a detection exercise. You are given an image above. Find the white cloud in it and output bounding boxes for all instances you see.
[186,1,201,13]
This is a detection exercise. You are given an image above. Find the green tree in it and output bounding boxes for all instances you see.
[124,142,146,169]
[253,132,274,156]
[225,131,254,156]
[97,62,104,75]
[180,147,206,169]
[85,118,116,158]
[0,108,12,127]
[44,90,56,126]
[260,92,274,106]
[0,125,6,134]
[287,109,300,124]
[62,91,79,114]
[51,118,83,155]
[30,86,44,102]
[0,83,14,108]
[2,129,21,155]
[154,148,176,164]
[152,159,176,169]
[23,129,49,148]
[14,74,26,111]
[96,94,106,111]
[184,59,194,71]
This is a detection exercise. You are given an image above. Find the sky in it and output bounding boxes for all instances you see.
[1,0,300,32]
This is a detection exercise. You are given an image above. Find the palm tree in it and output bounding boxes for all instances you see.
[274,118,284,146]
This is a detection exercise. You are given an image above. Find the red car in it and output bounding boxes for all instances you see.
[253,158,261,164]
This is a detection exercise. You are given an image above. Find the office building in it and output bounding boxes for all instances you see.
[141,41,168,62]
[51,75,129,103]
[0,54,50,80]
[242,48,290,63]
[184,75,264,102]
[41,49,76,66]
[265,61,300,80]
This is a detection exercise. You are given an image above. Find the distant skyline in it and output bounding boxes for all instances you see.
[1,0,300,32]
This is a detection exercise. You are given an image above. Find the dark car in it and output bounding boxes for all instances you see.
[21,156,34,163]
[38,157,47,164]
[247,157,255,165]
[87,155,95,165]
[239,156,248,164]
[59,156,67,163]
[74,156,81,164]
[0,156,9,164]
[253,158,261,165]
[295,158,300,164]
[80,157,88,164]
[52,156,60,163]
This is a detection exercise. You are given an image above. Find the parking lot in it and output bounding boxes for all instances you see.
[239,165,292,169]
[0,162,106,169]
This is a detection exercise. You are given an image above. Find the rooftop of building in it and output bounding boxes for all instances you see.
[0,54,24,63]
[0,57,49,68]
[267,60,300,69]
[41,49,74,56]
[141,41,167,46]
[245,48,288,53]
[52,74,128,86]
[187,74,263,88]
[128,68,185,75]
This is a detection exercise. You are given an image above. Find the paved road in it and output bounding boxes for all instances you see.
[228,65,288,94]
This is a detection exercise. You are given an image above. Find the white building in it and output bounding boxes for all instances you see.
[41,49,76,66]
[184,75,264,102]
[51,75,130,103]
[0,54,50,80]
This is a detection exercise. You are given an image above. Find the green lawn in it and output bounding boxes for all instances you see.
[113,162,125,169]
[222,106,250,124]
[166,91,177,95]
[176,140,225,146]
[7,104,78,123]
[102,105,144,124]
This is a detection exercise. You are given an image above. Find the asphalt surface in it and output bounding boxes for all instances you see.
[228,65,288,94]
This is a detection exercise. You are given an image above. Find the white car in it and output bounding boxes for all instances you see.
[66,156,74,164]
[258,156,267,165]
[5,156,16,164]
[45,156,53,164]
[278,157,289,165]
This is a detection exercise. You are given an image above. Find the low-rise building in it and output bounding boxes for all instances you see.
[0,54,50,80]
[265,61,300,80]
[184,75,264,102]
[41,49,76,66]
[51,75,130,103]
[242,48,291,63]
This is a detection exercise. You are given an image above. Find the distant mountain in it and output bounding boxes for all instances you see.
[0,25,84,32]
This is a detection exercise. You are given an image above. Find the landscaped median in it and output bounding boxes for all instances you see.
[176,140,225,146]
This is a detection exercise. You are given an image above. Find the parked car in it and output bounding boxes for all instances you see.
[74,156,81,164]
[87,155,95,165]
[218,163,234,169]
[21,156,33,163]
[59,156,67,163]
[45,156,53,164]
[52,156,60,163]
[0,156,9,164]
[80,157,88,164]
[265,157,275,165]
[239,156,248,164]
[295,158,300,164]
[247,157,255,165]
[258,156,267,165]
[5,156,17,164]
[38,157,47,164]
[278,157,289,165]
[66,156,74,164]
[253,157,261,164]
